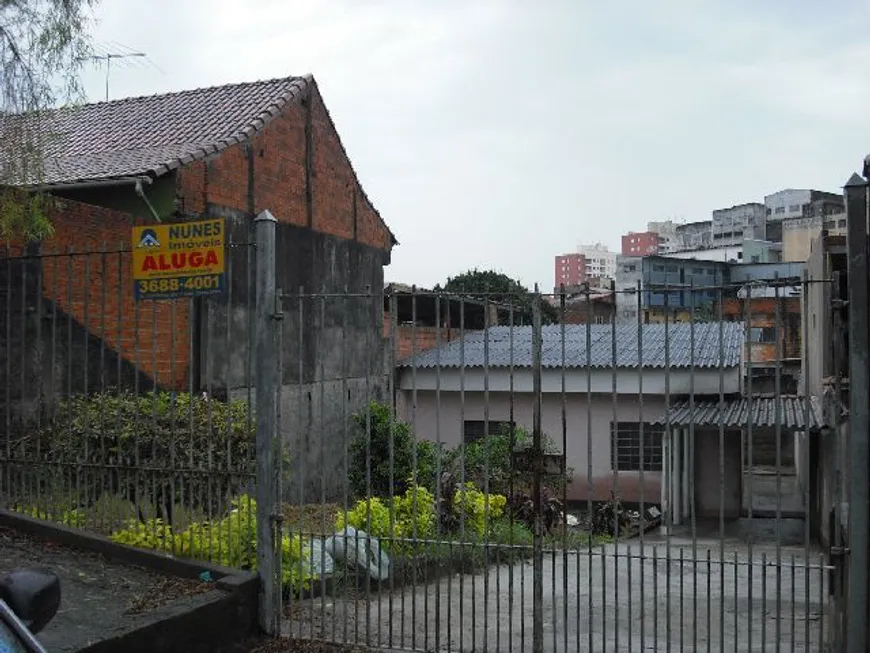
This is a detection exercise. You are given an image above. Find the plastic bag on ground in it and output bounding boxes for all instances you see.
[324,526,391,581]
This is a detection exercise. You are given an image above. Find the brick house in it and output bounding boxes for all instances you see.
[1,75,396,499]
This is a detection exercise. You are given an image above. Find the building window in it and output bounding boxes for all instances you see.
[789,204,801,212]
[838,219,847,229]
[775,206,785,214]
[652,264,665,272]
[611,422,664,472]
[749,327,776,343]
[463,420,514,444]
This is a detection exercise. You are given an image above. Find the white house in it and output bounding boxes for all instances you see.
[395,323,746,510]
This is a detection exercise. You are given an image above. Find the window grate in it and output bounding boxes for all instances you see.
[610,422,664,472]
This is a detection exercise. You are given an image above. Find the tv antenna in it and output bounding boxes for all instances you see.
[87,51,147,101]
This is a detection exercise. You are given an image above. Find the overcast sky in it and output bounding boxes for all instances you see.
[80,0,870,291]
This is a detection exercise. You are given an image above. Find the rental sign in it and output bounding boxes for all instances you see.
[131,218,226,300]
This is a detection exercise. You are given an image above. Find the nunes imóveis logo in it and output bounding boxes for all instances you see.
[137,228,160,248]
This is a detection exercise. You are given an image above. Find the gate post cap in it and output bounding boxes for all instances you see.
[254,210,278,223]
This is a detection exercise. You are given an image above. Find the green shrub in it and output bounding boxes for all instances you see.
[348,401,446,499]
[27,391,256,517]
[110,494,315,593]
[458,426,572,496]
[452,482,507,537]
[16,504,87,529]
[336,485,437,554]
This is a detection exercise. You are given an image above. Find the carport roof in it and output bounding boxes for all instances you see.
[654,395,827,431]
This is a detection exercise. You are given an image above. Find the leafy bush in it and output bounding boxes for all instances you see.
[336,485,437,554]
[452,483,507,537]
[27,391,256,518]
[348,401,446,499]
[16,504,86,529]
[110,494,315,593]
[458,426,572,496]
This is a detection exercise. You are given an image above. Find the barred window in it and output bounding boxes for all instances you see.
[463,420,514,444]
[610,422,664,472]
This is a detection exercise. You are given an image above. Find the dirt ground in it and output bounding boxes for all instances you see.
[0,526,214,652]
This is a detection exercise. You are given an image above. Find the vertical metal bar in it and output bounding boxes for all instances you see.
[340,287,350,645]
[224,235,234,564]
[458,294,466,653]
[317,289,328,638]
[717,285,726,651]
[387,289,398,650]
[609,282,619,652]
[253,210,279,636]
[743,282,754,652]
[761,551,767,650]
[663,280,672,653]
[482,288,490,653]
[531,286,544,653]
[773,273,783,646]
[66,247,75,525]
[362,284,373,648]
[801,268,811,651]
[845,173,869,653]
[19,250,27,512]
[585,287,594,653]
[635,279,646,652]
[434,291,446,653]
[560,286,568,653]
[689,281,698,651]
[508,299,517,653]
[409,287,420,650]
[4,249,11,507]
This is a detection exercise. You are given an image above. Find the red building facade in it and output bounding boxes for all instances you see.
[622,231,660,256]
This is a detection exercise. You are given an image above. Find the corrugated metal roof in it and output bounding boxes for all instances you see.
[654,396,826,430]
[398,322,743,369]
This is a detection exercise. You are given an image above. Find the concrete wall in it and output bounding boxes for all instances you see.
[396,389,666,503]
[694,428,742,519]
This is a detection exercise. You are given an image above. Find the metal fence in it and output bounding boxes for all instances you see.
[268,277,838,653]
[0,218,860,652]
[0,237,260,569]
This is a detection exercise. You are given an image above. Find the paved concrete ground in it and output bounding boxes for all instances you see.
[287,529,827,652]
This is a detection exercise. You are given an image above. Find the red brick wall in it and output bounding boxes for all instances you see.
[177,81,393,251]
[16,79,392,393]
[39,198,191,389]
[382,311,456,362]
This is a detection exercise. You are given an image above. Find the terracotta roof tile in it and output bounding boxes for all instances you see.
[3,75,311,186]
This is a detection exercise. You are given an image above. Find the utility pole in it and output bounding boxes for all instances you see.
[88,52,146,101]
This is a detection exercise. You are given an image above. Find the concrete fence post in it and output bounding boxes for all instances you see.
[254,209,281,636]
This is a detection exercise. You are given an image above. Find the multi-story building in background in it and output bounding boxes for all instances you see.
[614,254,729,324]
[646,220,679,252]
[781,212,847,262]
[764,188,843,222]
[554,243,616,290]
[711,202,767,246]
[621,231,660,256]
[554,253,586,288]
[674,220,713,251]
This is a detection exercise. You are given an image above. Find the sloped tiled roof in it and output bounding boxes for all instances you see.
[398,322,744,370]
[3,76,311,186]
[654,395,827,430]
